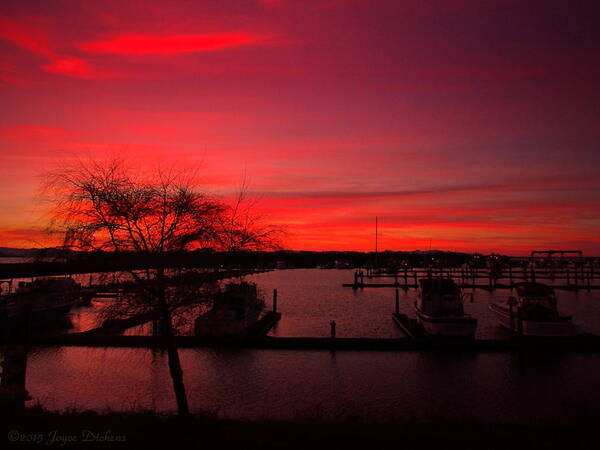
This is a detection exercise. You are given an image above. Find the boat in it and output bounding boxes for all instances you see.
[195,282,265,336]
[489,282,574,336]
[0,277,81,325]
[414,278,477,338]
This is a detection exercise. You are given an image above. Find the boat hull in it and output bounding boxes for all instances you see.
[489,303,574,337]
[195,307,262,336]
[1,296,75,323]
[415,309,477,338]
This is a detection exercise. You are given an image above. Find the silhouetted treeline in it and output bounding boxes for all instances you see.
[0,249,488,278]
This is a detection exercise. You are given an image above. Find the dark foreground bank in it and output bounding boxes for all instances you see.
[1,408,596,450]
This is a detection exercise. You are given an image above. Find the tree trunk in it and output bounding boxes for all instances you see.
[1,299,31,413]
[157,269,190,417]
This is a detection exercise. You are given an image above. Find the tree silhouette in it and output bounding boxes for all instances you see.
[42,157,280,416]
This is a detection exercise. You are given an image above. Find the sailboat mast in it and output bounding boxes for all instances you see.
[375,216,378,269]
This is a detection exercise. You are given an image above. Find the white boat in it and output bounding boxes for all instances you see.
[489,282,574,336]
[414,278,477,338]
[195,282,265,336]
[1,278,80,324]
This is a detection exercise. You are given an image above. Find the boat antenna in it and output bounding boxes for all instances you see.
[375,216,378,270]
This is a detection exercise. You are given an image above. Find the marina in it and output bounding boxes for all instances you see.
[2,267,600,343]
[2,255,600,425]
[2,265,600,426]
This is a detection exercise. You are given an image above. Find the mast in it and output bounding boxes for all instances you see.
[375,216,378,270]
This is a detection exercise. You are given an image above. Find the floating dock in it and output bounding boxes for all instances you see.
[8,333,600,353]
[344,265,600,291]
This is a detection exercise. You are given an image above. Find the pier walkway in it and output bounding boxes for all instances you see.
[4,332,600,353]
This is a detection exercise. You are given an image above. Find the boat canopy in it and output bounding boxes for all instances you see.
[514,282,555,298]
[214,282,263,310]
[418,278,464,316]
[419,278,460,295]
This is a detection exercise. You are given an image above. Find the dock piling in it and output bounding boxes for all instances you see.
[273,289,278,313]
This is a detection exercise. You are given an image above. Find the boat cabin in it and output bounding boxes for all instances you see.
[215,282,261,306]
[417,278,465,317]
[513,282,559,320]
[16,278,80,295]
[195,282,264,336]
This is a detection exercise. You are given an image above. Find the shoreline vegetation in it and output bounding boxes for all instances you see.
[2,407,596,449]
[1,249,506,279]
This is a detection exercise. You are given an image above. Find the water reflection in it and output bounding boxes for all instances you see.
[17,345,600,423]
[3,269,600,424]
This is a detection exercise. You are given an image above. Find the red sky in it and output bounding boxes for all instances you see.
[1,0,599,255]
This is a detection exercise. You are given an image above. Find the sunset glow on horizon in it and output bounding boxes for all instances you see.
[1,0,599,255]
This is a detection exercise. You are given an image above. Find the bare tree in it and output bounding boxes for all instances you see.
[216,178,283,252]
[42,157,279,416]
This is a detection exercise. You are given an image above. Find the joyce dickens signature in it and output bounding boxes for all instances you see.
[8,429,126,445]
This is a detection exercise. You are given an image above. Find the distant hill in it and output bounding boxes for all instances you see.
[0,247,75,258]
[0,247,40,257]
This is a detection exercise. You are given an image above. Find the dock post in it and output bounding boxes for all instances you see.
[394,273,398,286]
[360,271,364,286]
[404,268,408,285]
[330,320,336,339]
[152,319,161,337]
[395,289,400,314]
[273,289,278,313]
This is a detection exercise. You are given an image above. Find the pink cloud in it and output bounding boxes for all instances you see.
[41,56,114,79]
[0,16,112,79]
[79,32,270,55]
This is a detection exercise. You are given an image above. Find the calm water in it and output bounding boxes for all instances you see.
[14,269,600,422]
[63,268,600,338]
[25,348,600,423]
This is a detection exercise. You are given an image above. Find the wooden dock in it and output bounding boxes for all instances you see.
[84,311,159,335]
[343,282,599,290]
[7,333,600,353]
[344,265,600,291]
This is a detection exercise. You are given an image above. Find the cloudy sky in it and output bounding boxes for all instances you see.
[1,0,599,254]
